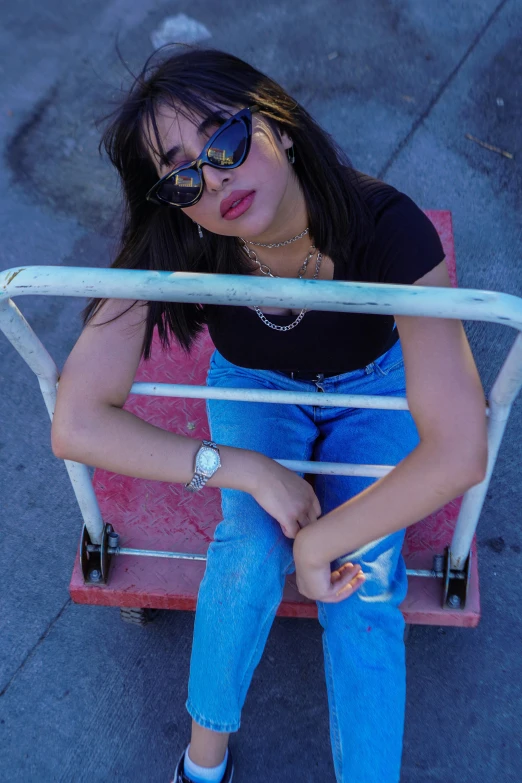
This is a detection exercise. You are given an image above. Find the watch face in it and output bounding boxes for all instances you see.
[196,448,220,475]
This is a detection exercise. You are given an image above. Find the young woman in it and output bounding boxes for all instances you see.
[51,46,488,783]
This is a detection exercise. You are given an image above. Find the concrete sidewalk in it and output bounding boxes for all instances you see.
[1,1,521,781]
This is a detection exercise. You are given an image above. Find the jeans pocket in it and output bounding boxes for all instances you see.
[373,338,405,377]
[375,356,405,376]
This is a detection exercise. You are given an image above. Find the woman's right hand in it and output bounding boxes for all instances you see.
[249,456,322,539]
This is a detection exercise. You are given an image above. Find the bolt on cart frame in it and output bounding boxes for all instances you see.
[1,258,521,625]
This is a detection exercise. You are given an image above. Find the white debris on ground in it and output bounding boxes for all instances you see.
[150,14,212,48]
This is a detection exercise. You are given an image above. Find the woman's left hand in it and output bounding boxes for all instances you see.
[293,540,366,603]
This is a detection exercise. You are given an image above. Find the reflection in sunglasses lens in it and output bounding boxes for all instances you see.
[158,169,202,204]
[208,120,247,166]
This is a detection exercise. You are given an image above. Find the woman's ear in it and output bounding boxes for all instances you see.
[280,129,293,152]
[270,119,292,151]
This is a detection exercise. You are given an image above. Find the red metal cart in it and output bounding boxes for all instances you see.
[2,210,520,632]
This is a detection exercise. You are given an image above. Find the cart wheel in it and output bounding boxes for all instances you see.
[119,607,160,626]
[403,623,411,643]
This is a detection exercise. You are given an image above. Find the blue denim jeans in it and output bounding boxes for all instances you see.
[185,333,420,783]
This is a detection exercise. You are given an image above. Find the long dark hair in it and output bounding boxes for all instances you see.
[81,45,375,361]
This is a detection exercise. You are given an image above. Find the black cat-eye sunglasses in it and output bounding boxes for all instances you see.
[145,104,261,208]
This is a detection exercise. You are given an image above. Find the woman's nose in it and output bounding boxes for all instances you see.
[201,163,232,192]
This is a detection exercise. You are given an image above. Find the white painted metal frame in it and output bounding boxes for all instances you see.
[1,266,521,573]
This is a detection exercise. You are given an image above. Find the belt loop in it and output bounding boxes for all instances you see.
[315,372,325,393]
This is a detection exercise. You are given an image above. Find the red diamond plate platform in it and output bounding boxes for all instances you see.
[70,210,480,627]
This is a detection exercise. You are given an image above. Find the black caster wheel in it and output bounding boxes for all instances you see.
[119,607,160,626]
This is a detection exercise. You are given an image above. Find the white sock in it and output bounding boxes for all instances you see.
[183,743,228,783]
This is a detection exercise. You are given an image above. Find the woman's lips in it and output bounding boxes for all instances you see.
[221,191,256,220]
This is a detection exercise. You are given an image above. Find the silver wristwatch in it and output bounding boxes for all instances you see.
[185,440,222,492]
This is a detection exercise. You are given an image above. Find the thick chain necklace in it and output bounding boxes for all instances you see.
[239,238,322,331]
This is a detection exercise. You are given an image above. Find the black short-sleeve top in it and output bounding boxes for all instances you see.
[205,173,445,373]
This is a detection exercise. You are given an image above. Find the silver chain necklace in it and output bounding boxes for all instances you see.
[241,227,310,249]
[239,239,322,331]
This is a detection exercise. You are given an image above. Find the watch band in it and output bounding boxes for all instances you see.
[185,440,220,492]
[185,471,211,492]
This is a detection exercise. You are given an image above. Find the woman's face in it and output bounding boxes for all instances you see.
[145,101,300,240]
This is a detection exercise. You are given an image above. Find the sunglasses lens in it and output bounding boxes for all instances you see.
[156,168,203,205]
[207,118,248,166]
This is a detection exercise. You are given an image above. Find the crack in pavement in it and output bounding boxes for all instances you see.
[378,0,511,180]
[0,598,72,698]
[4,80,62,185]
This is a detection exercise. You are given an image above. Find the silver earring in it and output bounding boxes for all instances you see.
[287,144,295,164]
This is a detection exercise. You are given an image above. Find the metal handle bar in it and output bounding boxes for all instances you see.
[1,266,521,573]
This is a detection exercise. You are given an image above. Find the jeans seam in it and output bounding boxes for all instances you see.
[237,591,285,708]
[318,603,343,781]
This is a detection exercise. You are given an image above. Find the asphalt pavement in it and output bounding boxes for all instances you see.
[1,1,521,781]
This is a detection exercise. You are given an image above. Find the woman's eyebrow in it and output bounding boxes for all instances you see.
[163,110,229,165]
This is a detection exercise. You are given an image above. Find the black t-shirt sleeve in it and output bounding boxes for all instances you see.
[373,192,446,284]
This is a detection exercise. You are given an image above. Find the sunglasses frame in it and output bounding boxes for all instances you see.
[145,104,262,208]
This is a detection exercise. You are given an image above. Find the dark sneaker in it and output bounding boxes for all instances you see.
[171,745,234,783]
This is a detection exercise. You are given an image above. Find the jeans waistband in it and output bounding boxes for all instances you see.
[277,370,344,381]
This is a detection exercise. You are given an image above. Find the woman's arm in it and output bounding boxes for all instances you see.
[51,297,264,490]
[53,398,268,492]
[293,438,485,568]
[52,298,320,538]
[294,260,488,568]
